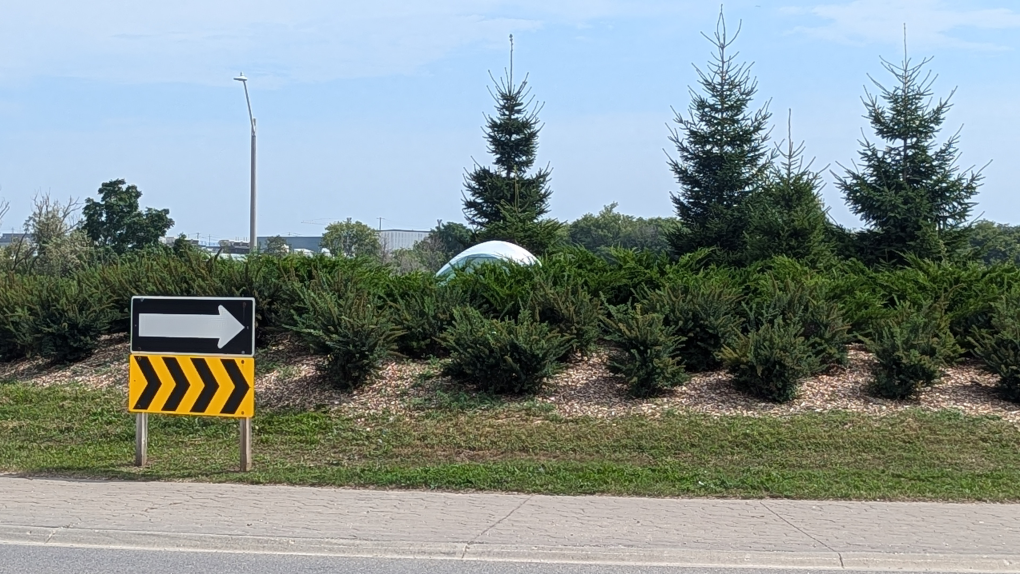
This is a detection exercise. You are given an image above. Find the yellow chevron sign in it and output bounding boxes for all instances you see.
[128,355,254,418]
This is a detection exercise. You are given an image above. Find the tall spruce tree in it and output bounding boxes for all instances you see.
[837,40,981,264]
[666,9,772,263]
[463,36,559,253]
[744,111,832,265]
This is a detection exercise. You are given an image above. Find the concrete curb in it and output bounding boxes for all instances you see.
[2,525,1018,572]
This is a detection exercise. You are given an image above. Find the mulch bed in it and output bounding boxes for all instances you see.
[4,334,1017,424]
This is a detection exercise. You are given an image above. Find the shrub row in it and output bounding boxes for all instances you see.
[0,274,114,363]
[1,249,1019,404]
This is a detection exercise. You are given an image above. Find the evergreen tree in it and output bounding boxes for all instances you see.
[744,112,832,265]
[463,36,559,253]
[475,202,564,255]
[837,43,981,265]
[666,9,773,264]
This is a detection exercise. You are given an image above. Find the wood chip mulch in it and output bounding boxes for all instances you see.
[3,335,1018,424]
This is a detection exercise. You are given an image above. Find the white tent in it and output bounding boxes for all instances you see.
[435,240,539,278]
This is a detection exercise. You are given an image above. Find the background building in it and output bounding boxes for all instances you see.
[257,229,428,255]
[0,233,30,249]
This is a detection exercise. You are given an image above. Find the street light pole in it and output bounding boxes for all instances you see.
[232,73,256,470]
[233,73,256,254]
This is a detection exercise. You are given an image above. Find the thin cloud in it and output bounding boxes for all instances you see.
[786,0,1020,50]
[0,0,687,86]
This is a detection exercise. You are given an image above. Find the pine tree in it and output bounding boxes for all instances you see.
[837,39,981,264]
[744,111,832,265]
[463,36,559,253]
[666,9,773,264]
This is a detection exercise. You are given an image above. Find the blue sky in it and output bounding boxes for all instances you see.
[1,0,1018,241]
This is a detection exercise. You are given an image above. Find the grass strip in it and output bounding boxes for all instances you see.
[1,382,1018,501]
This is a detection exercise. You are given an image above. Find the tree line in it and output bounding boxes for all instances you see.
[3,10,1016,273]
[408,11,997,270]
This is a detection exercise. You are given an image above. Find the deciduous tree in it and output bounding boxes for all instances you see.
[568,203,671,254]
[321,218,381,259]
[81,179,173,254]
[265,235,289,256]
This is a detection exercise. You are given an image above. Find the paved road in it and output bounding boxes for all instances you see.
[0,545,971,574]
[1,476,1018,572]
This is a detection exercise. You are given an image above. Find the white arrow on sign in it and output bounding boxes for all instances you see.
[138,305,245,349]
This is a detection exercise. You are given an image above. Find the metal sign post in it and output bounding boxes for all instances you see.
[240,418,253,471]
[135,413,148,467]
[129,296,256,471]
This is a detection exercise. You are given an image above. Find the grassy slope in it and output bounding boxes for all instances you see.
[2,382,1018,501]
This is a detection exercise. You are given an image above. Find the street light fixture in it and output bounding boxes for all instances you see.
[234,73,256,254]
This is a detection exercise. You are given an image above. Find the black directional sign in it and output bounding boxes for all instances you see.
[131,296,255,357]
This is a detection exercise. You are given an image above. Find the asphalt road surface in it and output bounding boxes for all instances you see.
[0,543,963,574]
[4,477,1018,573]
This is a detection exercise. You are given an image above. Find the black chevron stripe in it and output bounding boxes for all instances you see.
[220,359,250,415]
[189,357,220,414]
[161,356,191,412]
[132,355,162,410]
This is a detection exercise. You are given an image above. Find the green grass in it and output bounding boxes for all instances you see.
[1,382,1019,501]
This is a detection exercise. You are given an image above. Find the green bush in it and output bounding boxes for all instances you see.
[446,260,537,319]
[441,307,569,395]
[96,250,309,344]
[528,278,602,359]
[866,303,960,400]
[389,274,467,359]
[603,305,688,398]
[830,258,1020,355]
[639,278,743,372]
[95,249,217,333]
[24,277,114,363]
[0,275,33,361]
[946,264,1020,356]
[288,286,400,390]
[822,259,889,341]
[971,291,1020,403]
[583,247,673,306]
[744,277,850,372]
[721,319,819,403]
[211,254,297,345]
[441,260,602,360]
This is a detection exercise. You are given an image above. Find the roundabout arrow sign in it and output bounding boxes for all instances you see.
[131,296,255,357]
[138,305,245,349]
[128,295,258,471]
